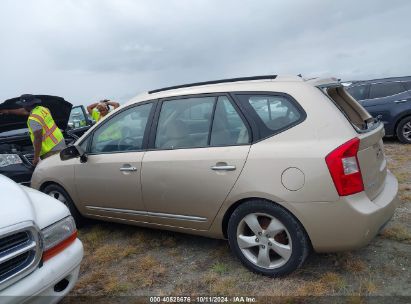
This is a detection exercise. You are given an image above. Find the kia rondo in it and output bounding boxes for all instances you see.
[31,75,399,276]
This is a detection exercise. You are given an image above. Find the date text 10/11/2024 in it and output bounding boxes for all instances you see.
[149,296,257,303]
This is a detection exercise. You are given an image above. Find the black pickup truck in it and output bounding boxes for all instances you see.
[0,95,93,185]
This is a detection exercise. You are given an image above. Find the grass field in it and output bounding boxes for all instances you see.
[64,141,411,299]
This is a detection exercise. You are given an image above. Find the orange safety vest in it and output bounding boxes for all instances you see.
[27,106,64,156]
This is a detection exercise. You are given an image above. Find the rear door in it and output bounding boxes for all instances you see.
[324,86,387,200]
[141,95,251,230]
[363,82,410,134]
[365,81,408,107]
[356,126,387,201]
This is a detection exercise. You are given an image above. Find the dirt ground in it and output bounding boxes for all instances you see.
[63,140,411,301]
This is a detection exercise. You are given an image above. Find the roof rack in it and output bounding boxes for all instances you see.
[148,75,277,94]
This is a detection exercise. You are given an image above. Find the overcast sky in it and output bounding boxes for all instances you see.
[1,0,410,105]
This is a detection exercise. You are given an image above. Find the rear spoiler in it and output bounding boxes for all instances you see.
[305,77,341,87]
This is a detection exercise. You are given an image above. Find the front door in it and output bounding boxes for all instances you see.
[142,95,251,230]
[75,102,154,219]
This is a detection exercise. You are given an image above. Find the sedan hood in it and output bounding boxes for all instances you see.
[0,95,72,134]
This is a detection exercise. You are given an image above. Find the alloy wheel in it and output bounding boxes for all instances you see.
[236,213,292,269]
[402,121,411,141]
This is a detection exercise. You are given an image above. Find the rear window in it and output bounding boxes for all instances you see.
[369,82,405,99]
[235,94,304,138]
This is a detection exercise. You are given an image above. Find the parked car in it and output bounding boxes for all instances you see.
[0,174,83,303]
[0,95,93,185]
[31,75,398,276]
[346,76,411,143]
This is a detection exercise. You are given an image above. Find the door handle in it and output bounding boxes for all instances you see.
[211,165,236,171]
[394,99,407,103]
[120,166,137,172]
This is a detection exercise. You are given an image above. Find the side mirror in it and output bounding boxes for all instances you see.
[60,145,87,163]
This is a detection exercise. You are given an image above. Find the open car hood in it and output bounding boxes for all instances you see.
[0,95,72,134]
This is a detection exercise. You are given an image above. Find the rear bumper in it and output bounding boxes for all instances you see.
[291,170,399,252]
[0,239,83,304]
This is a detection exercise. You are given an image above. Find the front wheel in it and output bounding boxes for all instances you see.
[43,184,85,227]
[396,116,411,144]
[227,200,310,277]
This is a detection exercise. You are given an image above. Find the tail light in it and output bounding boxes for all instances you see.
[325,138,364,196]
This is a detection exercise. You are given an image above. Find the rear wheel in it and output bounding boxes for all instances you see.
[227,200,310,277]
[43,184,85,227]
[396,116,411,144]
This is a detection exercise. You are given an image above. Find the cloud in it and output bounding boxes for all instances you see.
[0,0,410,105]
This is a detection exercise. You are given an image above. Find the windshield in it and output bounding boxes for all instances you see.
[68,106,88,129]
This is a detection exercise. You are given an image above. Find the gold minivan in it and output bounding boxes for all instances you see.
[31,75,399,276]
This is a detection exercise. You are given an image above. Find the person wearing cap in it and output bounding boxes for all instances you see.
[87,99,119,123]
[0,94,65,166]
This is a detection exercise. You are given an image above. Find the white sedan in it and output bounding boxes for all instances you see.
[0,174,83,304]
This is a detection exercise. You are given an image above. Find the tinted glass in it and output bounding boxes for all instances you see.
[369,82,405,99]
[210,96,249,146]
[347,85,368,100]
[155,97,215,149]
[404,81,411,91]
[246,95,301,132]
[90,103,152,153]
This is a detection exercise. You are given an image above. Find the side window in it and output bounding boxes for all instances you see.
[210,96,249,146]
[404,81,411,91]
[347,85,369,101]
[90,103,152,153]
[369,82,405,99]
[247,95,301,130]
[69,106,87,129]
[235,94,303,138]
[155,97,215,149]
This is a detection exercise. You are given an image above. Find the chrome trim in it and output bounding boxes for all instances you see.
[0,241,36,264]
[85,206,207,222]
[211,165,236,171]
[120,167,137,172]
[0,221,43,291]
[350,80,410,87]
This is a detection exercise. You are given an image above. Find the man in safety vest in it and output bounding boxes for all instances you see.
[0,94,65,166]
[87,99,119,123]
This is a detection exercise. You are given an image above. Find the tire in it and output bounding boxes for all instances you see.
[396,116,411,144]
[227,200,310,277]
[43,184,85,227]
